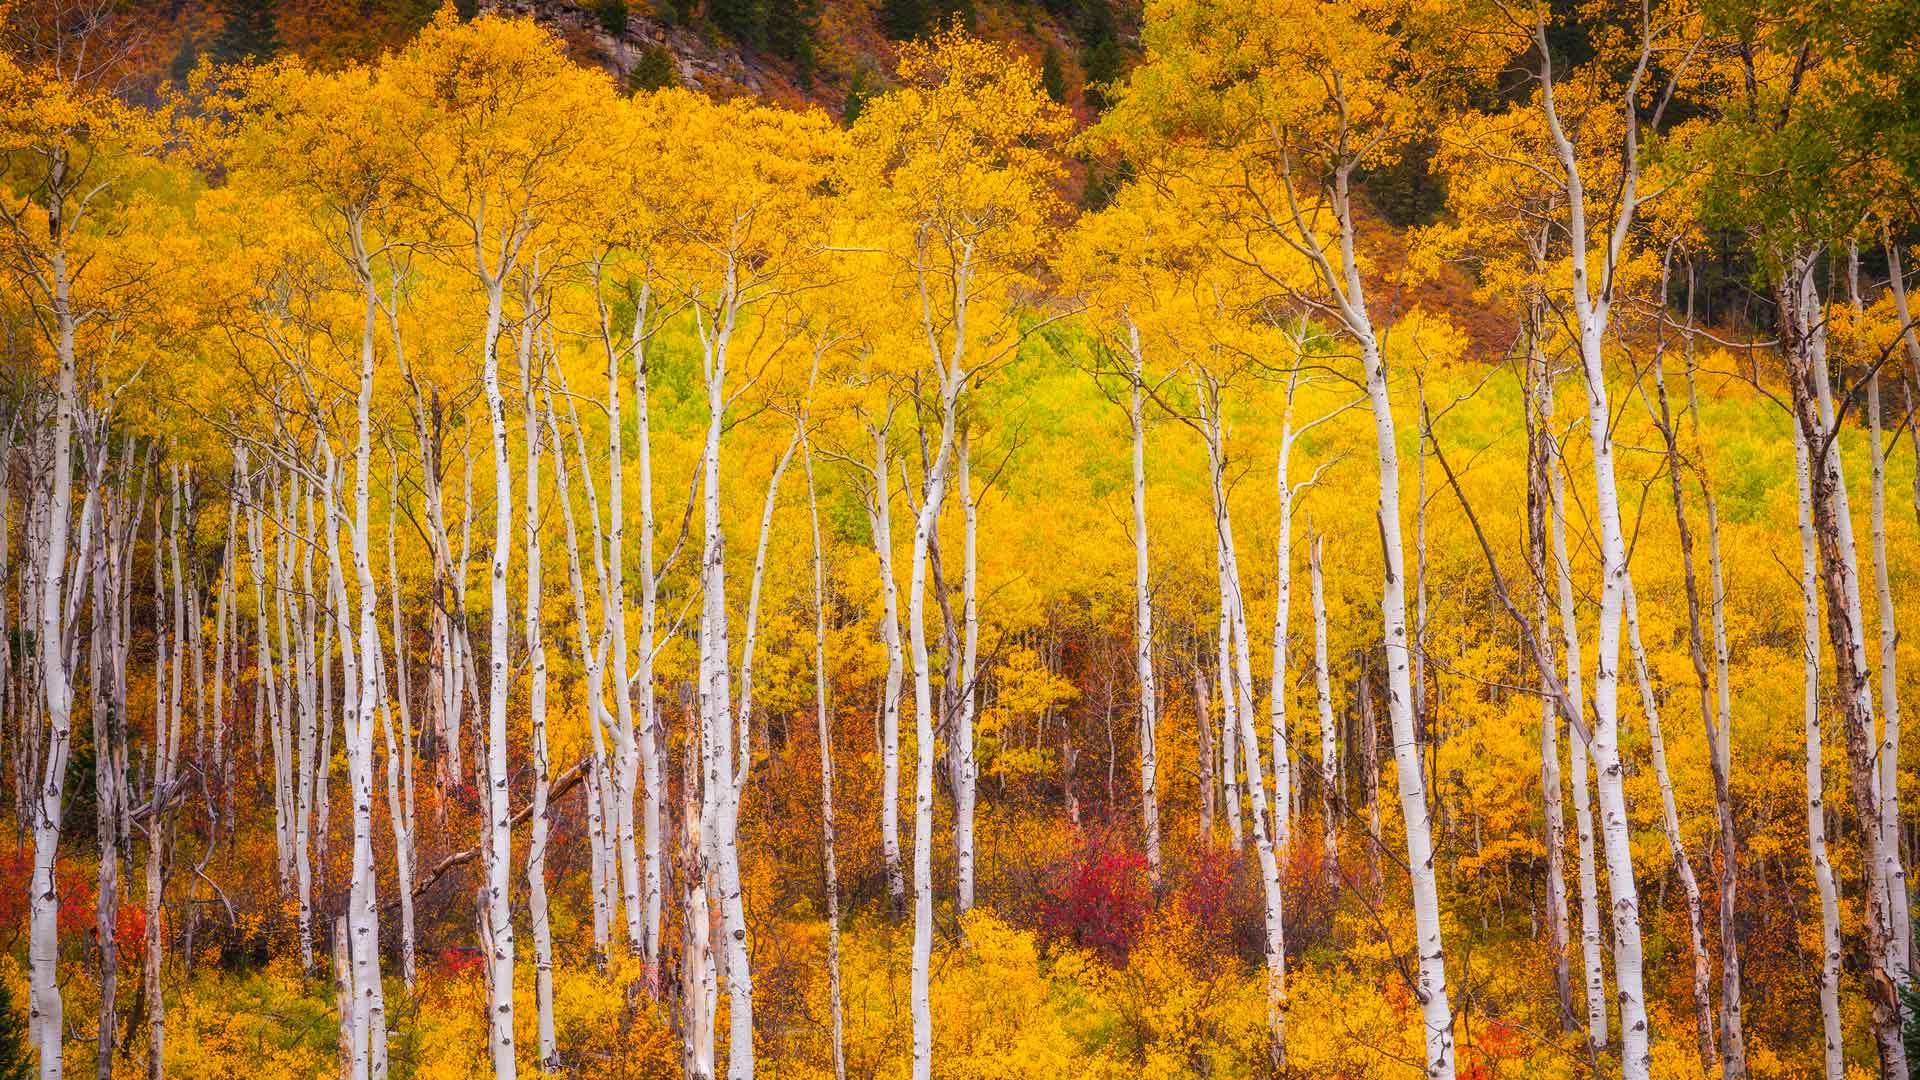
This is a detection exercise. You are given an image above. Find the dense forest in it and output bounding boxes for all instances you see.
[3,0,1920,1078]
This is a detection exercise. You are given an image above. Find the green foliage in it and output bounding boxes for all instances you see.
[1074,0,1121,109]
[1356,139,1445,228]
[879,0,932,40]
[596,0,630,35]
[168,32,200,88]
[1904,978,1920,1078]
[705,0,816,67]
[842,67,877,124]
[0,979,25,1080]
[209,0,281,66]
[1041,43,1067,103]
[629,43,679,90]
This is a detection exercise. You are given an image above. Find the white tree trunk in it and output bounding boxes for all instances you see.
[1868,365,1911,982]
[1788,255,1906,1071]
[868,424,908,916]
[908,378,961,1080]
[520,303,556,1072]
[383,474,418,991]
[803,442,848,1080]
[1622,582,1715,1071]
[1548,438,1609,1055]
[479,277,517,1080]
[1793,425,1846,1080]
[1310,535,1337,884]
[953,435,980,913]
[1126,327,1160,889]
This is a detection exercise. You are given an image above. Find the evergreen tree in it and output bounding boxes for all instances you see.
[879,0,930,41]
[596,0,630,35]
[1041,43,1067,103]
[209,0,280,65]
[168,31,199,88]
[629,43,679,90]
[0,979,28,1080]
[842,68,877,124]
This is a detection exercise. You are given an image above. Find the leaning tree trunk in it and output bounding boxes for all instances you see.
[1524,332,1575,1033]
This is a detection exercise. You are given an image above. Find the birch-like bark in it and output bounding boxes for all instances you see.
[1199,388,1244,852]
[1780,253,1907,1074]
[1536,27,1652,1071]
[867,422,909,915]
[143,477,185,1080]
[1195,655,1215,845]
[88,450,142,1080]
[1523,327,1575,1032]
[343,236,389,1080]
[1126,325,1161,889]
[802,442,847,1080]
[478,271,517,1080]
[1622,578,1714,1069]
[952,434,980,913]
[1310,534,1337,884]
[1547,422,1609,1055]
[594,265,659,977]
[26,179,88,1078]
[1232,600,1289,1071]
[520,300,556,1073]
[1792,424,1845,1080]
[1855,248,1912,982]
[1279,146,1457,1076]
[1270,380,1297,850]
[1644,264,1720,1068]
[548,388,615,962]
[909,370,963,1080]
[382,465,417,990]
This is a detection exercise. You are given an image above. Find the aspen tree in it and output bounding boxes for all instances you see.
[842,33,1070,1079]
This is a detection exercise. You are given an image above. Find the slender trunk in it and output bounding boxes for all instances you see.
[1857,251,1912,982]
[909,374,962,1080]
[1310,534,1337,885]
[1623,582,1715,1070]
[803,443,847,1080]
[1127,328,1161,888]
[1525,330,1575,1032]
[869,423,908,916]
[29,210,82,1080]
[1232,606,1288,1072]
[480,277,517,1080]
[1549,426,1609,1055]
[953,437,980,912]
[1780,253,1907,1075]
[1793,425,1846,1080]
[1194,654,1215,847]
[383,473,418,991]
[521,302,557,1072]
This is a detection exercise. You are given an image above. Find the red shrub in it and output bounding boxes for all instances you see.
[1036,828,1151,961]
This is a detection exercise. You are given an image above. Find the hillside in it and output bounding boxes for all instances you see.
[120,0,1126,117]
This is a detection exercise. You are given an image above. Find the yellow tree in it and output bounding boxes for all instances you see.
[0,14,166,1076]
[839,28,1071,1080]
[653,88,840,1080]
[379,15,617,1078]
[1096,2,1488,1074]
